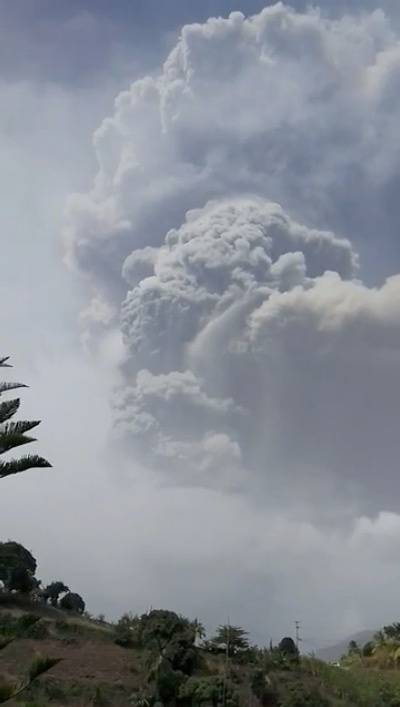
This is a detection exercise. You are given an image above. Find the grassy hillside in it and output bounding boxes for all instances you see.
[3,602,400,707]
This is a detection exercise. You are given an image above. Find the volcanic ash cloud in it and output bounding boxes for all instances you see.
[65,4,400,513]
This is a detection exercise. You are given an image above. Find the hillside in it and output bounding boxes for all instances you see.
[0,602,143,706]
[2,602,400,706]
[316,631,376,663]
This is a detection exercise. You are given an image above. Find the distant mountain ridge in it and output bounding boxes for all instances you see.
[316,629,376,662]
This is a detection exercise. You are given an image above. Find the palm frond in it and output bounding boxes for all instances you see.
[0,357,11,368]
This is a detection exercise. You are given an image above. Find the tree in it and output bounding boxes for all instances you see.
[7,567,38,594]
[59,592,85,614]
[0,356,51,479]
[0,541,37,589]
[278,637,299,657]
[139,610,193,654]
[383,623,400,640]
[42,581,69,607]
[210,625,249,657]
[362,641,375,657]
[114,612,141,648]
[348,640,360,656]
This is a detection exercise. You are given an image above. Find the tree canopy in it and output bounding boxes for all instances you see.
[139,609,193,653]
[210,625,249,657]
[7,566,38,594]
[59,592,86,614]
[278,637,298,657]
[42,581,69,607]
[0,541,37,587]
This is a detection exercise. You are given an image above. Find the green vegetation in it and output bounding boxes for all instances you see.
[0,539,85,614]
[4,353,400,706]
[208,625,249,657]
[0,356,51,479]
[42,581,69,607]
[3,559,400,706]
[59,592,86,614]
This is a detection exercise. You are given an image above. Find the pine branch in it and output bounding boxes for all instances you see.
[0,399,20,424]
[0,455,52,478]
[0,355,51,478]
[0,382,28,395]
[0,420,41,435]
[0,432,36,454]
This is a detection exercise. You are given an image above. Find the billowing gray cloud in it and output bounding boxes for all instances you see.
[59,2,400,642]
[66,2,400,290]
[65,3,400,509]
[112,197,370,501]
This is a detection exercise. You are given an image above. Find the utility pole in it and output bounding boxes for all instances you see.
[295,621,302,651]
[222,619,230,707]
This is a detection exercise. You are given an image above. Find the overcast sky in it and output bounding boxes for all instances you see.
[3,0,400,652]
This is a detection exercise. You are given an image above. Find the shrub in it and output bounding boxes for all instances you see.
[163,629,199,674]
[114,612,141,648]
[251,669,279,706]
[179,676,239,707]
[362,641,375,657]
[155,660,185,704]
[282,685,330,707]
[25,621,49,640]
[18,614,41,631]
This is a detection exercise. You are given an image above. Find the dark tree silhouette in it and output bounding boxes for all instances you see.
[42,581,69,607]
[7,567,38,594]
[278,637,298,657]
[0,541,37,588]
[0,356,51,479]
[59,592,85,614]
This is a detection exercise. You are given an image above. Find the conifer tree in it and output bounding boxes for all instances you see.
[0,356,51,478]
